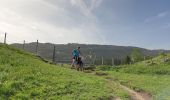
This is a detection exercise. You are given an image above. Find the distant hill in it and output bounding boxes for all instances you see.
[11,43,170,64]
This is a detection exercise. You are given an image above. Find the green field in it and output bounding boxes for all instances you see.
[96,55,170,100]
[1,44,170,100]
[109,72,170,100]
[0,44,129,100]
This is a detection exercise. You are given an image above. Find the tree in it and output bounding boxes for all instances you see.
[160,52,167,57]
[125,55,131,64]
[145,56,153,60]
[131,48,143,62]
[159,52,167,62]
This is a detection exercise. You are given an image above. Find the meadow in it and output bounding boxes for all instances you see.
[1,44,170,100]
[0,44,129,100]
[96,55,170,100]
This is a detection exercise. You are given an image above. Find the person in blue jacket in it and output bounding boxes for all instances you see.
[71,47,82,68]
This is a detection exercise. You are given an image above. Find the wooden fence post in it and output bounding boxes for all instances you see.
[93,55,96,65]
[23,40,25,49]
[118,56,121,65]
[53,45,56,63]
[4,32,7,44]
[112,57,114,66]
[120,57,122,65]
[36,40,39,54]
[102,57,104,65]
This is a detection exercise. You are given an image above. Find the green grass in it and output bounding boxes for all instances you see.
[117,54,170,75]
[95,54,170,100]
[117,64,170,75]
[0,44,129,100]
[107,71,170,100]
[3,43,170,100]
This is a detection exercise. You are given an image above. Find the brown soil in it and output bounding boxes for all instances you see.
[120,85,153,100]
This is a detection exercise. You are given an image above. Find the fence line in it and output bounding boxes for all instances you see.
[1,33,127,67]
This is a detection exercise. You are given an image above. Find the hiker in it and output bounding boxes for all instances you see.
[77,57,84,71]
[71,47,83,70]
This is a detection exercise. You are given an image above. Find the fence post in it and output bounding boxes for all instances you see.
[102,57,104,65]
[23,40,25,49]
[120,56,123,65]
[112,57,114,66]
[93,55,96,65]
[120,57,122,65]
[118,56,121,65]
[4,32,7,44]
[53,45,56,63]
[115,57,116,65]
[36,40,39,54]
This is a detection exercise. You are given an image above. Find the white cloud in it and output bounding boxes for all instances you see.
[157,12,168,18]
[70,0,103,19]
[0,0,105,44]
[71,0,94,18]
[91,0,103,10]
[144,11,168,23]
[69,0,106,43]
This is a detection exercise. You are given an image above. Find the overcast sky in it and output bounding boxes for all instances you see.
[0,0,170,49]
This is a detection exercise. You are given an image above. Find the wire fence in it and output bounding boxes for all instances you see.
[1,32,127,67]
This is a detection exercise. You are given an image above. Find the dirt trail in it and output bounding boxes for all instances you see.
[82,70,153,100]
[119,84,153,100]
[104,76,153,100]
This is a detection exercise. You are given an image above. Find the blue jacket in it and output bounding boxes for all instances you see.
[72,49,80,57]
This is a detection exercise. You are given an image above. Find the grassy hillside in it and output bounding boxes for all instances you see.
[108,72,170,100]
[117,54,170,75]
[0,44,129,100]
[96,54,170,100]
[2,43,170,99]
[12,43,169,65]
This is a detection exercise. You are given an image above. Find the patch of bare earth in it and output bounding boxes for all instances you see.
[120,85,153,100]
[114,97,121,100]
[138,92,153,100]
[95,72,108,76]
[105,77,153,100]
